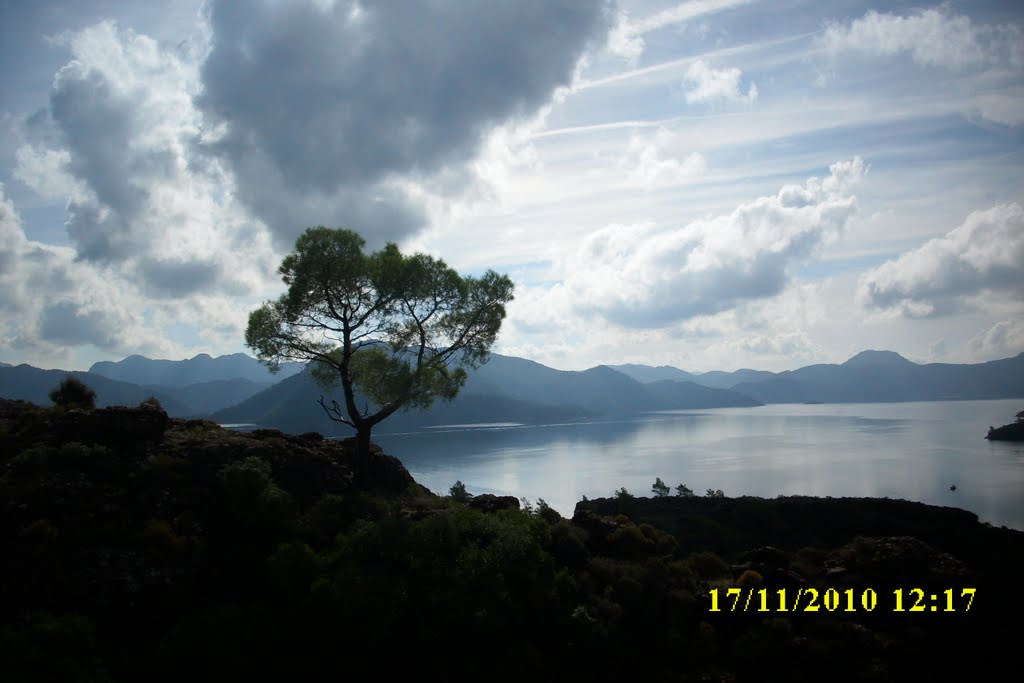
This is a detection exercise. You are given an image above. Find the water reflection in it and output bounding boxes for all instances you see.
[375,399,1024,530]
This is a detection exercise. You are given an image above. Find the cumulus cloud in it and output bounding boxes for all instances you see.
[968,319,1024,359]
[0,184,177,363]
[821,7,1023,72]
[197,0,609,247]
[622,128,706,188]
[564,157,865,327]
[15,20,278,301]
[858,203,1024,317]
[682,60,757,105]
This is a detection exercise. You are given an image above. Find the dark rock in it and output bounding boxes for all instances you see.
[469,493,520,513]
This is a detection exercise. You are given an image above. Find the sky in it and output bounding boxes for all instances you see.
[0,0,1022,373]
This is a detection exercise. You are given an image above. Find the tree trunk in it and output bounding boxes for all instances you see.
[355,423,373,479]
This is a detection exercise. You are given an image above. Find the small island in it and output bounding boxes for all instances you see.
[986,410,1024,441]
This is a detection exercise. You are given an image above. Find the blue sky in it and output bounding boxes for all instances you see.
[0,0,1022,372]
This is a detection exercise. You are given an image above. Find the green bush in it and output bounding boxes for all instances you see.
[48,377,96,410]
[448,480,472,503]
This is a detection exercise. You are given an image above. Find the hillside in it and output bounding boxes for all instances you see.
[0,397,1019,682]
[213,367,598,435]
[213,355,761,434]
[0,365,191,415]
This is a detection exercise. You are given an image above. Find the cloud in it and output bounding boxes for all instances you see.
[968,319,1024,359]
[682,60,757,105]
[858,203,1024,317]
[0,183,177,362]
[564,157,865,327]
[15,20,282,301]
[196,0,610,248]
[821,7,1023,72]
[622,128,706,188]
[606,0,753,61]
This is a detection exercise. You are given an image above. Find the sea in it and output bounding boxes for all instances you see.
[370,399,1024,530]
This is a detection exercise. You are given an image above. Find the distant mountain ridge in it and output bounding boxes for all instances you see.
[3,350,1022,431]
[731,351,1024,404]
[0,366,273,417]
[0,365,191,415]
[89,353,305,388]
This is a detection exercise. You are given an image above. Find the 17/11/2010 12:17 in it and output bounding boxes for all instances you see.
[708,587,977,613]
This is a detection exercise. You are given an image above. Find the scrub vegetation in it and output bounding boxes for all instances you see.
[0,393,1021,681]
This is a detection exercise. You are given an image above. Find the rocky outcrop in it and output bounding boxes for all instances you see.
[468,493,520,513]
[986,416,1024,441]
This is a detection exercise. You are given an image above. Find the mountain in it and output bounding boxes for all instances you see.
[213,368,598,435]
[213,354,762,434]
[606,363,697,383]
[732,351,1024,404]
[607,362,777,390]
[147,378,275,416]
[0,362,10,368]
[0,365,190,415]
[690,368,778,390]
[89,352,305,388]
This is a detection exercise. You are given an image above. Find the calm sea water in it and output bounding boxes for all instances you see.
[374,399,1024,530]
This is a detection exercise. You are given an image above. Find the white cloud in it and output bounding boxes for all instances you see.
[858,203,1024,317]
[15,20,279,301]
[607,0,753,61]
[563,157,865,327]
[968,319,1024,359]
[683,59,758,105]
[0,183,180,364]
[622,128,706,188]
[821,7,1023,72]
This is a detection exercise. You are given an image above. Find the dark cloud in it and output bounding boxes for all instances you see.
[197,0,610,245]
[38,300,123,347]
[137,257,222,297]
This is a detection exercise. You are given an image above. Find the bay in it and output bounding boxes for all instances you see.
[374,399,1024,530]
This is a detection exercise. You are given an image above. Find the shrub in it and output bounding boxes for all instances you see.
[535,498,562,524]
[139,396,163,410]
[448,480,472,503]
[48,377,96,410]
[689,551,731,579]
[614,487,633,501]
[736,569,763,588]
[705,488,725,498]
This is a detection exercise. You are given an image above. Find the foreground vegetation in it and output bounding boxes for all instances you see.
[1,397,1021,682]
